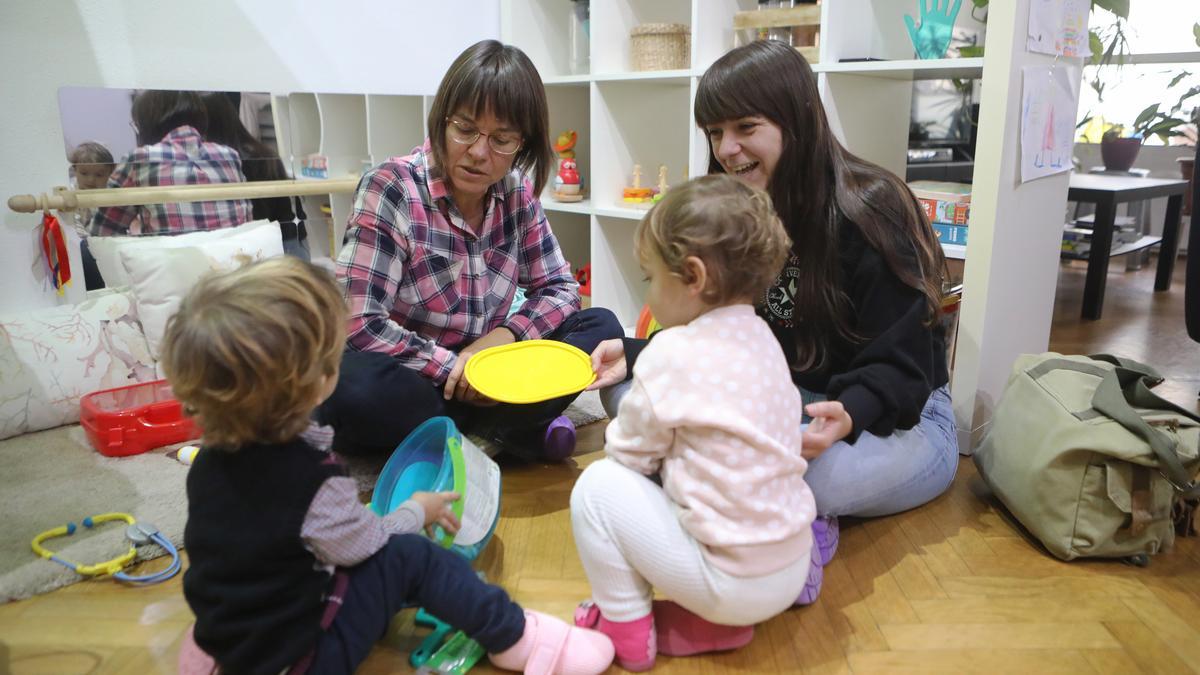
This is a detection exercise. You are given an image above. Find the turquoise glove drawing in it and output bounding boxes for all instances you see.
[905,0,962,60]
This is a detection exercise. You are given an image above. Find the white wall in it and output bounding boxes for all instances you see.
[0,0,499,314]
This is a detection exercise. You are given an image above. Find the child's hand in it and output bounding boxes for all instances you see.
[411,491,462,537]
[801,401,853,459]
[588,339,628,390]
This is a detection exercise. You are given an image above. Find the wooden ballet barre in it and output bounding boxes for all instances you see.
[7,177,361,213]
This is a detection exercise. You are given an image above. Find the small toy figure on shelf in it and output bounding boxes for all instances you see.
[651,164,669,204]
[622,164,655,207]
[553,130,584,202]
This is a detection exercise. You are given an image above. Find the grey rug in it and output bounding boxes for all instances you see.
[0,390,606,601]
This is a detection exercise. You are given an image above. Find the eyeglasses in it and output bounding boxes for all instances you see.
[445,117,523,155]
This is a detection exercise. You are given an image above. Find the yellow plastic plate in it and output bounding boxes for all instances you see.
[464,340,596,404]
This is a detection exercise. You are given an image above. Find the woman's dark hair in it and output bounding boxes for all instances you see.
[131,90,208,146]
[427,40,553,194]
[695,40,946,370]
[200,92,287,181]
[200,92,298,223]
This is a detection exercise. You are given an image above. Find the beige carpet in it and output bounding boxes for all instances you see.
[0,391,606,601]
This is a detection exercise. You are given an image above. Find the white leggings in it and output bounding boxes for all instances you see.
[570,458,811,625]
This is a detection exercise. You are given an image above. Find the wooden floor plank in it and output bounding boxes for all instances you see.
[894,508,973,578]
[879,622,1120,650]
[1103,621,1198,675]
[848,649,1096,674]
[840,522,921,625]
[862,518,949,601]
[1081,648,1146,675]
[1120,596,1200,670]
[908,596,1133,624]
[817,555,891,654]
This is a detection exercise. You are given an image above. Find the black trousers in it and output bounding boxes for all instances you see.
[308,535,526,673]
[318,307,622,459]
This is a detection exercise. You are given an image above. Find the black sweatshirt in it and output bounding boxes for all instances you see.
[625,221,947,444]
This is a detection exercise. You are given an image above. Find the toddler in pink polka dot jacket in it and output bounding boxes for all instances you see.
[570,174,817,671]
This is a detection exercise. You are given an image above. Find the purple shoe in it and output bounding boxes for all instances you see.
[794,515,838,606]
[541,415,576,462]
[794,546,825,606]
[812,515,839,565]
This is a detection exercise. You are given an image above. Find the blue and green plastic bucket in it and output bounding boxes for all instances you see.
[370,417,501,561]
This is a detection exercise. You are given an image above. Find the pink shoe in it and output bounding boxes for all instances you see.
[178,624,218,675]
[575,600,656,671]
[652,600,754,656]
[489,609,614,675]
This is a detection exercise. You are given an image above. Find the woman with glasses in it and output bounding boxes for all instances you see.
[321,40,622,462]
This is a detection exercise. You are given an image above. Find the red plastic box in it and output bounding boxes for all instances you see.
[80,380,200,457]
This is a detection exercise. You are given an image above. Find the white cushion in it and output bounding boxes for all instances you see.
[88,219,277,287]
[0,289,157,440]
[119,222,285,360]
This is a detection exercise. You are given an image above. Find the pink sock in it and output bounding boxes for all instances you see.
[575,601,656,671]
[652,600,755,657]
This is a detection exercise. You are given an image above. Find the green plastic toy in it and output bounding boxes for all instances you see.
[415,630,487,675]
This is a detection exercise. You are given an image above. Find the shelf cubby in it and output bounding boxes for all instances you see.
[591,0,693,76]
[547,211,592,277]
[366,94,425,163]
[316,94,370,179]
[503,0,584,79]
[591,79,691,214]
[542,84,592,207]
[591,215,649,332]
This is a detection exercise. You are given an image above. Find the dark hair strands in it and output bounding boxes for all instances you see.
[427,40,554,194]
[695,40,946,370]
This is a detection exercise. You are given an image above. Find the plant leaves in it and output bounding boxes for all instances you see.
[1089,31,1103,63]
[1194,22,1199,48]
[1167,72,1189,89]
[1132,103,1159,129]
[1092,0,1130,19]
[1147,118,1186,134]
[972,0,988,7]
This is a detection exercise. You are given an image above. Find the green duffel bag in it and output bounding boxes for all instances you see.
[974,353,1200,563]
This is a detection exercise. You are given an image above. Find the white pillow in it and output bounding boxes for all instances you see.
[0,289,156,440]
[119,222,285,359]
[89,219,277,287]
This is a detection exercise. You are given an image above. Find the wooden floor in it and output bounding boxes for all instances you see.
[2,258,1198,674]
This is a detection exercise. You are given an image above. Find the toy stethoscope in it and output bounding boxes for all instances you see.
[31,512,180,585]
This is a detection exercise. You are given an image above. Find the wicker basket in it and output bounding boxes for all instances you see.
[630,23,691,71]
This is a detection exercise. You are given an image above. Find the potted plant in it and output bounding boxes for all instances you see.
[1086,6,1200,170]
[1098,81,1199,171]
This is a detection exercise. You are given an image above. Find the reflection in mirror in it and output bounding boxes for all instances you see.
[58,87,310,290]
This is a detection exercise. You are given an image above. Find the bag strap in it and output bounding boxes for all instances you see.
[1027,357,1200,498]
[1088,353,1163,384]
[1092,369,1200,499]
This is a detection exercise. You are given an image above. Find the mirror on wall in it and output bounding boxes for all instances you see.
[58,86,284,183]
[57,86,301,239]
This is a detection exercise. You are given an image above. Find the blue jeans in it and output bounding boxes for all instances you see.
[800,386,958,517]
[600,383,958,518]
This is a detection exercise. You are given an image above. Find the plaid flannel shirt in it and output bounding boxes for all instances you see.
[89,126,252,236]
[337,140,580,385]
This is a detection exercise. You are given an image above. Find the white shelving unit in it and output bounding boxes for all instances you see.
[503,0,1082,451]
[274,92,428,262]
